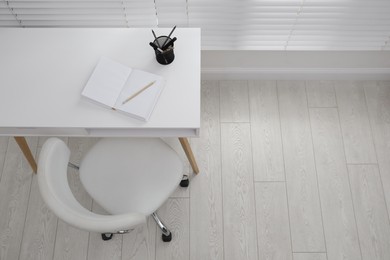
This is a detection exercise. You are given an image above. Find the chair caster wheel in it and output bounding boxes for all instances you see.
[101,233,113,241]
[180,179,189,187]
[180,175,189,187]
[162,232,172,242]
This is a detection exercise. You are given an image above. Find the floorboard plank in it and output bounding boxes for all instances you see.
[0,136,9,181]
[0,137,37,260]
[310,108,362,260]
[277,81,325,252]
[19,177,58,260]
[190,80,224,260]
[221,123,258,260]
[255,182,292,260]
[220,80,250,122]
[335,81,377,164]
[156,198,190,260]
[248,80,285,181]
[364,81,390,213]
[306,81,336,108]
[348,165,390,260]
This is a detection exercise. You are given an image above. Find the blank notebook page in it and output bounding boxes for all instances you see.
[115,69,164,120]
[82,57,131,107]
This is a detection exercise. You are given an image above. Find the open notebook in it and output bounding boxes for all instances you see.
[82,57,165,121]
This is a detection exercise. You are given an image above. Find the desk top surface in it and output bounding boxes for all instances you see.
[0,28,200,136]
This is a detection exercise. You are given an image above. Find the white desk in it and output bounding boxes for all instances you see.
[0,28,200,173]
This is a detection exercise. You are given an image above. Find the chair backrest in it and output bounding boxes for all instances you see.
[37,138,145,233]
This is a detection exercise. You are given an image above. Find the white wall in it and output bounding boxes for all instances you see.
[201,51,390,80]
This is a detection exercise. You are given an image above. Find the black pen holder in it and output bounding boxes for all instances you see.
[153,36,175,65]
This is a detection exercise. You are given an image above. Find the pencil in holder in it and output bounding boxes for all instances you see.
[151,36,176,65]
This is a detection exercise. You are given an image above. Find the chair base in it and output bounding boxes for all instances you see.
[99,174,191,242]
[152,212,172,242]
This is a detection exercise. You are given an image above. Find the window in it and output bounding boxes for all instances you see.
[1,0,390,50]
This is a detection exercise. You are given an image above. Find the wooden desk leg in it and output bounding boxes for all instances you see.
[179,137,199,174]
[14,137,37,174]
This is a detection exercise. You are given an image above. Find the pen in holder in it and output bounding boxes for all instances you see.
[150,36,176,65]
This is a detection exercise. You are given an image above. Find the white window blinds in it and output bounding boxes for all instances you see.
[1,0,390,50]
[187,0,390,50]
[0,0,157,27]
[155,0,188,27]
[0,1,21,26]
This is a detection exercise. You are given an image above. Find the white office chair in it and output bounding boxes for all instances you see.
[37,137,187,242]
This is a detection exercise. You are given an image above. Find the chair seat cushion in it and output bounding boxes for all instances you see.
[79,138,183,215]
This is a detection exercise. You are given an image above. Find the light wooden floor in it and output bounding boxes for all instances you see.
[1,80,390,260]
